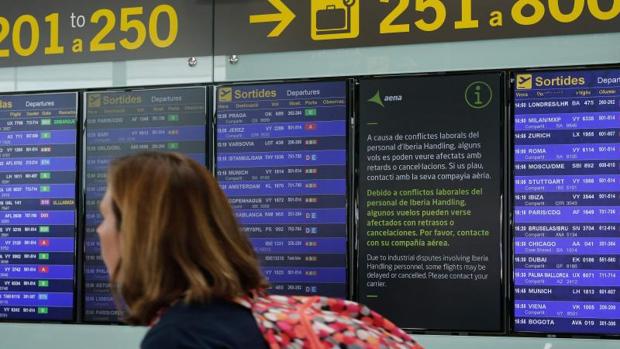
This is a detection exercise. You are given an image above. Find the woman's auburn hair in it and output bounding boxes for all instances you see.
[107,152,268,325]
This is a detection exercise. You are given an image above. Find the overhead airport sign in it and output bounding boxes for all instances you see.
[0,0,212,67]
[215,0,620,54]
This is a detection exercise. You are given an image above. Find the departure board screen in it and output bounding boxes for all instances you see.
[84,87,207,322]
[0,92,77,321]
[216,82,348,298]
[358,74,504,331]
[513,69,620,335]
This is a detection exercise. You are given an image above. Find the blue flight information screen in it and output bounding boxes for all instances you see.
[216,81,348,298]
[0,93,77,321]
[84,87,207,322]
[513,69,620,335]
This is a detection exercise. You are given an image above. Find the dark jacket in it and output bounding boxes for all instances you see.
[141,299,268,349]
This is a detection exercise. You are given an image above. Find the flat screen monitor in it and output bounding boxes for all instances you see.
[0,92,78,321]
[215,81,349,298]
[357,73,504,332]
[513,68,620,335]
[83,86,207,322]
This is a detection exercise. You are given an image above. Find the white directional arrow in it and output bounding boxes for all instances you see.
[249,0,296,38]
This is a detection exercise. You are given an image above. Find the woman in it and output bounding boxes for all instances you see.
[96,152,269,349]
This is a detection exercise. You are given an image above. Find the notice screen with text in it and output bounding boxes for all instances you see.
[358,74,504,332]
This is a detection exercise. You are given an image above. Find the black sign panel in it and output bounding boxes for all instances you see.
[215,0,620,55]
[357,74,504,331]
[0,0,212,68]
[83,87,207,322]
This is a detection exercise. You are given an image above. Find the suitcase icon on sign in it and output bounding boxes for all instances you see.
[316,5,347,32]
[312,0,359,40]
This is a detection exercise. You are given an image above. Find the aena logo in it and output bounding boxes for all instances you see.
[368,90,402,107]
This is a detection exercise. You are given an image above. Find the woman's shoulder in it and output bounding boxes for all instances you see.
[141,299,268,349]
[156,299,253,325]
[142,323,190,349]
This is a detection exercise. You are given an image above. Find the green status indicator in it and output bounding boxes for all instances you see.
[305,109,317,116]
[40,185,51,192]
[39,226,50,233]
[53,118,76,125]
[39,253,49,260]
[41,119,52,126]
[37,307,48,314]
[40,172,51,179]
[38,280,49,287]
[40,132,52,139]
[168,114,179,121]
[167,142,179,150]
